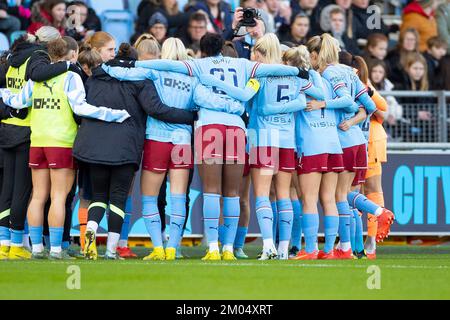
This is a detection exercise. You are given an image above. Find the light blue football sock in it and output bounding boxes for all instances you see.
[120,195,132,242]
[218,224,225,244]
[271,201,278,243]
[29,226,43,246]
[222,197,240,248]
[62,241,70,250]
[256,197,274,240]
[142,195,163,248]
[348,191,381,215]
[291,199,302,249]
[353,208,364,252]
[0,226,10,242]
[234,226,248,249]
[49,227,63,251]
[350,212,356,251]
[336,201,352,248]
[167,193,186,249]
[10,229,24,246]
[324,215,339,253]
[277,199,293,242]
[203,193,221,245]
[302,213,319,253]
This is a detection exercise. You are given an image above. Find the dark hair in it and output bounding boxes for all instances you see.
[189,12,207,25]
[200,33,224,57]
[291,12,309,25]
[116,43,139,61]
[339,51,369,84]
[68,0,88,8]
[427,36,448,50]
[222,41,238,58]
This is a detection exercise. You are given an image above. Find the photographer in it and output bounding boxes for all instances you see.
[227,7,267,59]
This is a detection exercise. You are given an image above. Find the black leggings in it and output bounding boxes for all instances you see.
[0,143,32,231]
[88,164,135,234]
[158,168,194,233]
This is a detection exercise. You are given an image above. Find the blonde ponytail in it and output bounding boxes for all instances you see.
[161,38,190,61]
[133,33,161,60]
[283,45,311,70]
[253,33,282,64]
[306,33,339,71]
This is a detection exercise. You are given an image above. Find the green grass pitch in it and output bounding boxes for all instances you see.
[1,245,449,300]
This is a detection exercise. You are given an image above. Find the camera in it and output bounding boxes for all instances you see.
[240,8,259,27]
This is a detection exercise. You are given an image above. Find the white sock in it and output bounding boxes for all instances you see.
[86,221,99,234]
[32,243,44,253]
[365,236,376,253]
[208,242,219,252]
[10,242,23,247]
[375,207,383,216]
[50,246,62,253]
[118,239,128,248]
[223,244,233,252]
[1,240,10,247]
[23,234,31,249]
[263,238,274,251]
[340,241,351,251]
[107,232,120,254]
[277,240,289,254]
[162,231,168,241]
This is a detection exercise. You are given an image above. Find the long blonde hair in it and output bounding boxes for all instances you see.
[133,33,161,59]
[161,37,190,60]
[306,33,340,71]
[253,33,282,64]
[283,45,311,70]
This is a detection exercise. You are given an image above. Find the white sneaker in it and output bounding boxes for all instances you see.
[258,245,278,260]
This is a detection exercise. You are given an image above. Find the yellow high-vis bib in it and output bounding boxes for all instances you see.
[2,58,31,127]
[31,72,77,148]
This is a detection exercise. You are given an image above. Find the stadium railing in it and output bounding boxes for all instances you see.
[379,91,450,144]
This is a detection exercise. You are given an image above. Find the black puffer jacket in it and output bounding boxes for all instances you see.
[72,64,195,169]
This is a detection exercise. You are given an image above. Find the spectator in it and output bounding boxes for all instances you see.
[386,28,420,85]
[368,59,404,141]
[320,5,359,54]
[28,0,66,36]
[436,0,450,52]
[278,12,309,46]
[363,33,389,62]
[187,0,233,36]
[1,0,31,31]
[290,0,323,36]
[401,0,438,52]
[264,0,292,34]
[66,1,102,42]
[350,0,391,41]
[179,12,207,55]
[423,36,447,89]
[148,11,168,44]
[0,1,21,39]
[231,10,267,59]
[395,52,434,142]
[135,0,189,38]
